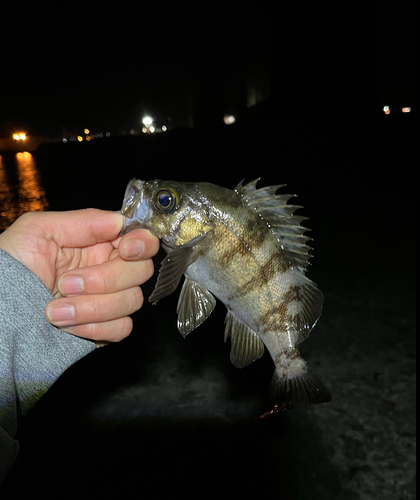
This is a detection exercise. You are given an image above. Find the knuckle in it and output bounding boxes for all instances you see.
[98,271,113,294]
[65,322,100,340]
[108,317,133,341]
[118,317,133,340]
[142,259,155,282]
[18,211,41,229]
[81,323,100,340]
[128,286,144,312]
[89,297,104,322]
[72,317,133,342]
[19,212,36,223]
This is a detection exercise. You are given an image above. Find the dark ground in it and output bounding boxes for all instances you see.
[0,110,416,499]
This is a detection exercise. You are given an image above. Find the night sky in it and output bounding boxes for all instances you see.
[1,1,416,137]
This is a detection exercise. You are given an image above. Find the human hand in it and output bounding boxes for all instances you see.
[0,209,160,342]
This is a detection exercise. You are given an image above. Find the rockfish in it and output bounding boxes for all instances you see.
[121,178,331,417]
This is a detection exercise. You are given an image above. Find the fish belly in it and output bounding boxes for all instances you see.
[185,221,297,353]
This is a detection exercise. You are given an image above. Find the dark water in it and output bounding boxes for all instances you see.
[1,118,416,499]
[1,116,416,267]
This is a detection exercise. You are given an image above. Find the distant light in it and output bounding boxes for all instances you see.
[162,125,167,132]
[77,136,83,142]
[130,129,135,135]
[62,138,68,143]
[402,107,411,113]
[142,127,147,133]
[223,114,236,125]
[149,126,155,133]
[84,128,90,134]
[13,132,27,141]
[383,106,390,115]
[106,132,111,137]
[142,116,153,126]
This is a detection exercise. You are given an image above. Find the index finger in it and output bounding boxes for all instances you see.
[43,209,123,248]
[116,228,160,260]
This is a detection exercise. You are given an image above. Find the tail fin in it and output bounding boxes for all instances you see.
[258,367,332,419]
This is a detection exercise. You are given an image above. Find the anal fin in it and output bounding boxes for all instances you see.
[224,313,265,368]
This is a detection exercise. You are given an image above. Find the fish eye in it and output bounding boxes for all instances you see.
[154,186,179,212]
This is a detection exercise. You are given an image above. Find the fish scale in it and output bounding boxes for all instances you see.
[121,178,331,418]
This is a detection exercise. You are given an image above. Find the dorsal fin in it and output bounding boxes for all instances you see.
[235,179,314,273]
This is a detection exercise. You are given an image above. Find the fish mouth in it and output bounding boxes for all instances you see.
[121,179,143,218]
[120,179,148,235]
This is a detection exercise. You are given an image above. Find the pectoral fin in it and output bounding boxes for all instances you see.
[224,313,265,368]
[149,234,207,305]
[176,277,216,337]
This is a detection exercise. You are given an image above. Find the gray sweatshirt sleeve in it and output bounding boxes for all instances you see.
[0,249,96,481]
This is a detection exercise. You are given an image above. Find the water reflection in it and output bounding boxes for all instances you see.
[0,152,48,231]
[0,156,15,230]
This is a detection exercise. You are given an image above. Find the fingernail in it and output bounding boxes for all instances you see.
[59,275,84,295]
[124,238,145,258]
[47,303,75,323]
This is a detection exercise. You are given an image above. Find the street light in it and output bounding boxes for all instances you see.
[142,116,153,126]
[13,132,27,141]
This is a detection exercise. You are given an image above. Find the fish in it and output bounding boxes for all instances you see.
[120,178,331,418]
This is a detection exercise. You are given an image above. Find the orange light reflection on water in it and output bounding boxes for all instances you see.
[0,155,15,230]
[0,152,48,231]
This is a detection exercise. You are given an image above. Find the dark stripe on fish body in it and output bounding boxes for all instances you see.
[235,270,265,297]
[282,286,298,305]
[258,282,307,335]
[235,253,290,299]
[258,301,289,334]
[218,232,250,266]
[242,217,290,276]
[260,253,290,280]
[244,218,268,248]
[218,209,285,270]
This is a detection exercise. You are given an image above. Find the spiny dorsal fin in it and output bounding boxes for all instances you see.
[224,313,265,368]
[235,179,314,273]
